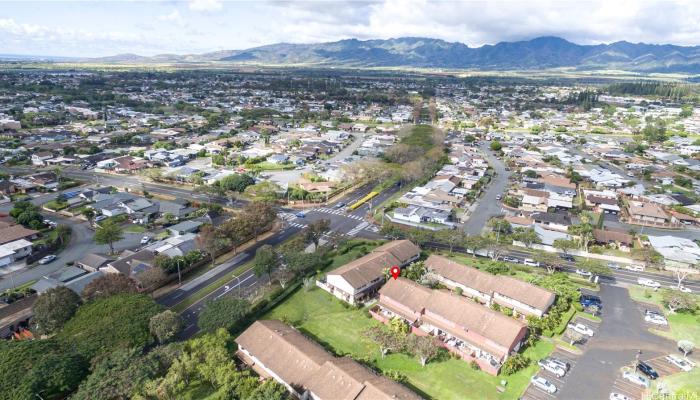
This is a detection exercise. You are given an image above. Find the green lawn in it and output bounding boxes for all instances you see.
[656,366,700,395]
[124,224,147,233]
[401,124,437,149]
[263,286,554,400]
[627,286,700,344]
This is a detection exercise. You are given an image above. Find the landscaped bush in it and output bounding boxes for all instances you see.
[500,353,530,375]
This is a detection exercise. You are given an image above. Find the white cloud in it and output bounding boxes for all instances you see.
[157,10,185,26]
[188,0,223,12]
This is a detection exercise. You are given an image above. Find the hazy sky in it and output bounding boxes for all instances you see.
[3,0,700,57]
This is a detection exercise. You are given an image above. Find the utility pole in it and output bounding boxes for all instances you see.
[176,259,183,286]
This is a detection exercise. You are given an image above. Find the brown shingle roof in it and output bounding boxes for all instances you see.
[236,320,421,400]
[593,229,633,245]
[425,255,555,312]
[0,225,38,245]
[328,240,420,290]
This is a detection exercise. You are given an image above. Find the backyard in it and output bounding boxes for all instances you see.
[264,286,554,400]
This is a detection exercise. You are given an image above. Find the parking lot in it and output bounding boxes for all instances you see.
[636,303,670,331]
[609,355,682,400]
[522,315,603,400]
[521,349,580,400]
[563,316,601,350]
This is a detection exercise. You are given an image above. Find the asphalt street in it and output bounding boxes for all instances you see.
[463,142,510,235]
[557,284,676,400]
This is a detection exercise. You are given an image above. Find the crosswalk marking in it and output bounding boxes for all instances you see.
[310,207,364,221]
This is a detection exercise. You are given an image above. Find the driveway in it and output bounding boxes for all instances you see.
[463,142,510,235]
[0,216,142,290]
[556,284,676,399]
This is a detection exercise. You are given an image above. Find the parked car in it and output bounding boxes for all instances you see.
[625,264,645,272]
[502,256,520,263]
[575,269,592,277]
[665,354,695,372]
[669,284,692,293]
[580,294,602,308]
[523,259,540,267]
[530,376,557,394]
[547,357,570,372]
[638,277,661,289]
[567,322,594,337]
[496,194,502,200]
[140,236,150,245]
[295,212,306,218]
[637,361,659,379]
[559,254,575,262]
[644,313,668,325]
[607,262,620,269]
[622,371,650,388]
[38,255,57,265]
[610,393,631,400]
[538,359,566,377]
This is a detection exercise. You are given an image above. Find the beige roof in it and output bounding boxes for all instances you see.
[425,255,555,312]
[331,251,400,289]
[378,277,432,314]
[372,240,421,265]
[328,240,420,290]
[379,278,526,356]
[235,320,333,388]
[236,320,421,400]
[628,202,669,219]
[423,290,527,351]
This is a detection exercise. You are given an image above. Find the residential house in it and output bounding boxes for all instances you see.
[627,201,672,226]
[317,240,421,305]
[235,320,420,400]
[648,235,700,271]
[0,239,32,267]
[424,255,555,317]
[31,151,53,166]
[0,225,39,245]
[75,253,112,272]
[372,278,528,375]
[166,220,203,236]
[592,229,634,251]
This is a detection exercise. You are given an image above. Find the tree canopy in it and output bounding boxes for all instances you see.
[32,286,81,335]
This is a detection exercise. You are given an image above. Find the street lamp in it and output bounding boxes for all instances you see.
[176,259,183,286]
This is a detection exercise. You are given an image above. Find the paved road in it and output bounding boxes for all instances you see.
[557,284,675,400]
[463,142,510,235]
[0,215,142,290]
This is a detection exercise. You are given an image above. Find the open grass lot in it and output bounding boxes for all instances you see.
[264,286,554,400]
[627,286,700,343]
[400,124,437,149]
[657,367,700,395]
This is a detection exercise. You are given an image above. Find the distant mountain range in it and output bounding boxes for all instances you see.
[9,36,700,73]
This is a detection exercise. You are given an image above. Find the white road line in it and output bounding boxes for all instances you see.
[215,274,256,299]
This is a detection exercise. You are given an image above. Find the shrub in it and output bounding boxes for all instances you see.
[501,354,530,375]
[470,360,481,370]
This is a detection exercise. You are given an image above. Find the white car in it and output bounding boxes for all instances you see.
[538,359,566,377]
[530,376,557,394]
[644,313,668,325]
[575,269,592,277]
[665,354,695,372]
[638,277,661,289]
[607,262,620,269]
[94,215,108,223]
[567,322,595,337]
[622,371,650,388]
[625,264,645,272]
[610,393,631,400]
[140,236,150,245]
[524,259,540,267]
[669,285,692,293]
[38,255,57,264]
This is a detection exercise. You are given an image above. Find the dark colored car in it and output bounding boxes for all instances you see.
[580,294,602,308]
[637,361,659,380]
[559,254,575,262]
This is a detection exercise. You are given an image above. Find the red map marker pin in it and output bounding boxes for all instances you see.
[390,266,400,280]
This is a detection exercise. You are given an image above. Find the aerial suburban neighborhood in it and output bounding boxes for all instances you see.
[1,1,700,399]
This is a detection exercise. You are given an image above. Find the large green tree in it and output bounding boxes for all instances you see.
[149,310,183,344]
[32,286,81,335]
[58,293,163,361]
[253,244,279,284]
[94,220,124,254]
[197,297,250,333]
[81,273,138,301]
[0,339,88,400]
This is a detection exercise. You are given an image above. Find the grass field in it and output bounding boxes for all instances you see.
[264,286,553,400]
[400,124,437,149]
[627,286,700,344]
[657,367,700,395]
